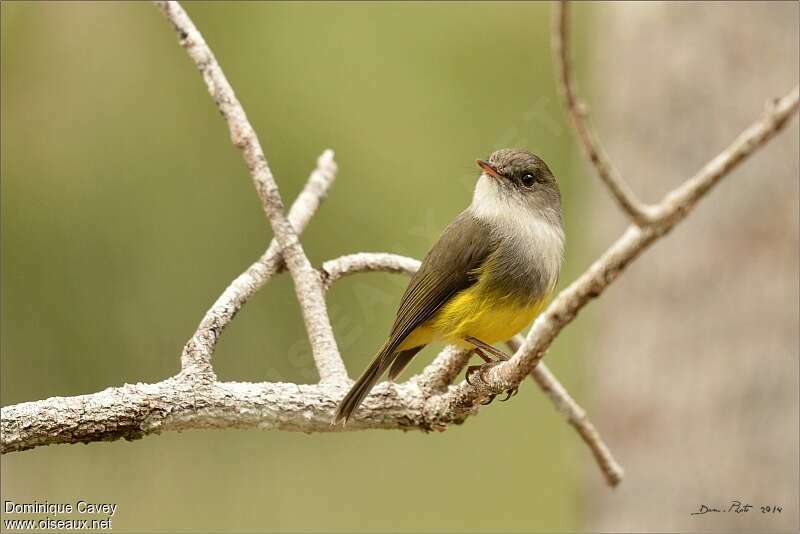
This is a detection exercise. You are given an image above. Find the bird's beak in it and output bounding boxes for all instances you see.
[476,159,503,180]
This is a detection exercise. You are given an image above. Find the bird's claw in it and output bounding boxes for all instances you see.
[499,386,519,401]
[466,363,519,403]
[465,365,480,386]
[465,361,500,386]
[480,393,497,405]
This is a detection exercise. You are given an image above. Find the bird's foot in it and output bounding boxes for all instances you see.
[465,361,500,386]
[499,386,519,401]
[465,361,519,403]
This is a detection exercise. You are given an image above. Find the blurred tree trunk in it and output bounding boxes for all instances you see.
[585,2,798,532]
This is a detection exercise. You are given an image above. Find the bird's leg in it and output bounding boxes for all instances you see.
[471,346,493,363]
[465,336,510,360]
[464,337,518,403]
[466,337,520,401]
[465,348,497,404]
[465,338,504,384]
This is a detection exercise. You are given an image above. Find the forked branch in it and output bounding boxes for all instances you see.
[154,0,347,384]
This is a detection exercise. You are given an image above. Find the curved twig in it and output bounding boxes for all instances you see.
[320,252,420,290]
[553,0,656,225]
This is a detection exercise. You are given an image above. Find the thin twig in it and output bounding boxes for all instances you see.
[507,336,624,487]
[155,1,347,384]
[553,0,655,225]
[320,252,420,290]
[180,150,337,378]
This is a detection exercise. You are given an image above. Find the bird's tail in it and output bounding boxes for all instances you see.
[334,341,396,425]
[388,345,424,381]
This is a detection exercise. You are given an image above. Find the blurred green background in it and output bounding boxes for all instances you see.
[1,2,595,532]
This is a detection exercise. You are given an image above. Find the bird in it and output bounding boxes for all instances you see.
[334,149,564,424]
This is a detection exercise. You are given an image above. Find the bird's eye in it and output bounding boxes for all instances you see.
[521,174,536,187]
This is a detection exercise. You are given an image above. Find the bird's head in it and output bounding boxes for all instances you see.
[473,149,562,223]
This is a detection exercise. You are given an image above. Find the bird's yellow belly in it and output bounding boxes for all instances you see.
[397,285,549,351]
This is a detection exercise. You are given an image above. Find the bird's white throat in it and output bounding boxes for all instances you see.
[470,173,565,292]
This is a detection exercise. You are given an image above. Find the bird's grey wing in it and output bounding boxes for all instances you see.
[333,210,495,424]
[387,210,496,345]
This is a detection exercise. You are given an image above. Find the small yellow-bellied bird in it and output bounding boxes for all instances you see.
[334,149,564,424]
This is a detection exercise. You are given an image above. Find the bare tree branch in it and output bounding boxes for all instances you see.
[181,150,337,378]
[507,336,624,487]
[553,0,656,225]
[154,0,347,384]
[0,379,423,454]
